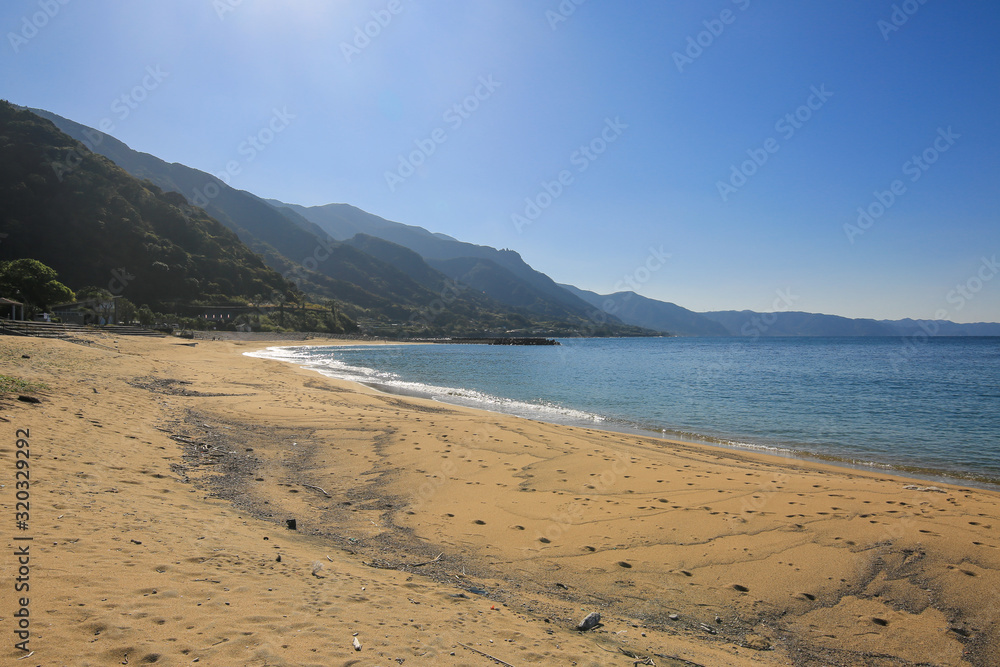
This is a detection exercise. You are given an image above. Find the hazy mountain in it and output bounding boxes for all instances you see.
[429,256,597,323]
[559,287,1000,337]
[0,102,294,309]
[702,311,903,337]
[882,319,1000,337]
[561,285,729,336]
[273,201,604,317]
[344,234,652,335]
[702,311,1000,337]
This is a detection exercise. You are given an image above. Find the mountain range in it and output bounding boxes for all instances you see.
[23,104,648,337]
[7,103,999,338]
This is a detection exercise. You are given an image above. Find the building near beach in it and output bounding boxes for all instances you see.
[0,297,24,320]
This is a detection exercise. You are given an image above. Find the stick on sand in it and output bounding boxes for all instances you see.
[457,642,515,666]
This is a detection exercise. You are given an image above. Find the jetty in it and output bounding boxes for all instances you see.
[412,337,560,346]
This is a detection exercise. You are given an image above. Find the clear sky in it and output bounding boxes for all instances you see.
[3,0,999,322]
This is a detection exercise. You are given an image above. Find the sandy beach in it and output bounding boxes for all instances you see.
[2,333,999,666]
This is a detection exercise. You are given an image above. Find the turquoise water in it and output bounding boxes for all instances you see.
[251,337,1000,485]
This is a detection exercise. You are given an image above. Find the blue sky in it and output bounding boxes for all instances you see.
[3,0,999,322]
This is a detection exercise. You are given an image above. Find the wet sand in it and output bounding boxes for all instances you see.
[1,333,999,666]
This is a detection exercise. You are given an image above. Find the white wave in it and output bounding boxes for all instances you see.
[245,345,604,425]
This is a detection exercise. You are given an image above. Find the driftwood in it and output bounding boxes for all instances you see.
[301,484,331,497]
[457,642,515,666]
[407,552,443,567]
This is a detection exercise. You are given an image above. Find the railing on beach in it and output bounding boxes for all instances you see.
[0,320,163,339]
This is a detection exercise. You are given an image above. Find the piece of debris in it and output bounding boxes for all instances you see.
[668,613,679,621]
[352,636,362,651]
[457,642,515,666]
[699,623,717,634]
[21,355,30,359]
[312,562,325,578]
[576,611,601,631]
[286,519,297,530]
[302,484,331,497]
[17,395,40,404]
[407,552,443,567]
[903,484,946,493]
[619,647,656,665]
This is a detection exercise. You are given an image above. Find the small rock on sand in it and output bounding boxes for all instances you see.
[576,612,601,631]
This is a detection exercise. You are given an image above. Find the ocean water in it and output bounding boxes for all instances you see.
[250,337,1000,486]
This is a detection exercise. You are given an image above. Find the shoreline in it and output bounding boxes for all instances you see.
[252,341,1000,492]
[4,333,1000,666]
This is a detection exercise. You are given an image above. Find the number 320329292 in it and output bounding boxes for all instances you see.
[16,429,30,526]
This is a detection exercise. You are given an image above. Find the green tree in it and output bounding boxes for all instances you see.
[0,259,75,310]
[116,297,137,325]
[75,286,116,324]
[137,304,155,327]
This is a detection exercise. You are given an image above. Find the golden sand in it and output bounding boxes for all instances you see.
[1,334,999,666]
